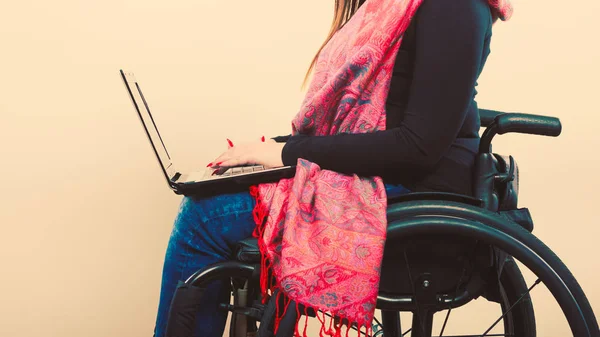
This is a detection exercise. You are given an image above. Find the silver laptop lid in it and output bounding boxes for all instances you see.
[120,70,178,183]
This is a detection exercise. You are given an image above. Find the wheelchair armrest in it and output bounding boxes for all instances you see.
[387,192,484,208]
[494,113,562,137]
[479,110,562,153]
[479,109,562,136]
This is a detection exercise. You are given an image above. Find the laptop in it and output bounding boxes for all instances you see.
[120,69,296,196]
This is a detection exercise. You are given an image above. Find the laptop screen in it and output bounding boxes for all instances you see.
[120,70,176,180]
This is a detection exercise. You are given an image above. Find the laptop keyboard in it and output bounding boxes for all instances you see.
[185,165,266,182]
[219,165,265,176]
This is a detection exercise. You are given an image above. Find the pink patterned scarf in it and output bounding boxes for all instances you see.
[251,0,513,334]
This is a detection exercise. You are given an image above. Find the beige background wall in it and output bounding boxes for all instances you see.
[0,0,598,336]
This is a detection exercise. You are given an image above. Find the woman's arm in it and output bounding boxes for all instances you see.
[279,0,491,176]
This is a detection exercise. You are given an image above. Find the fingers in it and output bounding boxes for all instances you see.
[208,148,249,168]
[210,152,231,168]
[206,137,265,168]
[216,156,254,169]
[208,146,233,167]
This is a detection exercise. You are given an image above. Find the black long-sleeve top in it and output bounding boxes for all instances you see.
[274,0,493,196]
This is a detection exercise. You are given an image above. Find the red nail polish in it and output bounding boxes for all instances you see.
[216,161,223,166]
[227,139,234,147]
[206,163,213,167]
[261,136,265,142]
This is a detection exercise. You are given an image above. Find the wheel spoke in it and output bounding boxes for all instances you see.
[481,278,541,336]
[439,264,468,336]
[403,332,511,337]
[439,309,452,336]
[403,250,428,337]
[438,333,514,337]
[373,314,382,328]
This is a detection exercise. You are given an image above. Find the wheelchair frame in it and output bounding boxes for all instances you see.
[164,109,599,337]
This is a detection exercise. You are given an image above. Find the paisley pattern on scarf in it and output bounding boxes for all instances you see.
[251,0,513,332]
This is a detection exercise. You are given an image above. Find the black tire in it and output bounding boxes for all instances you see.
[500,256,537,337]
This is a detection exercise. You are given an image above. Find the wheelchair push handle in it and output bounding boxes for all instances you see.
[495,113,562,137]
[478,109,562,153]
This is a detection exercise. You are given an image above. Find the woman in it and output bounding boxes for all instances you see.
[153,0,511,335]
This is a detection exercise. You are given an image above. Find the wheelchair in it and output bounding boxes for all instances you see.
[164,110,599,337]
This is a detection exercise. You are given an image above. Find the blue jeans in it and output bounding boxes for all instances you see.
[153,183,411,337]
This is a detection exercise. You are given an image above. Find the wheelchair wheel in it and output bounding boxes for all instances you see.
[374,231,537,337]
[382,200,599,337]
[375,252,536,337]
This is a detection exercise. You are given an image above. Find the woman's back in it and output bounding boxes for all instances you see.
[385,0,494,194]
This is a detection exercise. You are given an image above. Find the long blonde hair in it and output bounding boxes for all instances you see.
[301,0,365,89]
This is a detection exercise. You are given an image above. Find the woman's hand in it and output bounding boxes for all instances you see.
[207,137,284,169]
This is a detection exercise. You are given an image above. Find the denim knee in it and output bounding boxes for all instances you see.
[171,191,257,259]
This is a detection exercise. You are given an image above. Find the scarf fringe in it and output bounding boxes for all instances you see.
[251,185,377,337]
[249,185,272,303]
